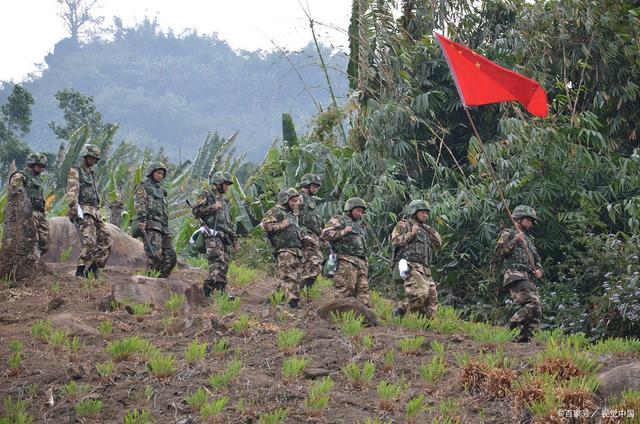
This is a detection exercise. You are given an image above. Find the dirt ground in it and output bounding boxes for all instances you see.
[0,263,633,423]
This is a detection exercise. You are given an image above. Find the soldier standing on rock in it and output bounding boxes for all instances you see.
[192,171,238,297]
[321,197,371,306]
[390,200,442,318]
[134,162,177,278]
[66,144,112,278]
[8,153,50,257]
[298,173,325,288]
[261,188,304,309]
[496,205,543,343]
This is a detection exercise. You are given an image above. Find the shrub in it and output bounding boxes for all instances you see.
[276,328,304,355]
[199,397,228,420]
[185,338,207,364]
[257,408,288,424]
[420,355,447,385]
[377,380,403,411]
[208,358,242,390]
[462,321,518,345]
[185,387,208,412]
[282,356,308,381]
[305,376,334,416]
[381,348,395,372]
[146,353,176,378]
[589,337,640,357]
[1,397,33,424]
[95,361,114,380]
[164,293,186,316]
[361,334,374,351]
[228,262,259,286]
[268,289,286,306]
[342,360,375,389]
[30,319,52,342]
[212,338,231,358]
[397,336,425,355]
[399,313,430,331]
[299,284,322,303]
[105,336,147,362]
[131,303,152,321]
[214,291,240,315]
[122,409,155,424]
[61,381,91,399]
[405,394,427,424]
[7,340,23,376]
[232,313,251,335]
[49,329,69,350]
[74,398,102,419]
[331,310,365,339]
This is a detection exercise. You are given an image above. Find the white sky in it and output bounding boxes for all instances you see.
[0,0,351,82]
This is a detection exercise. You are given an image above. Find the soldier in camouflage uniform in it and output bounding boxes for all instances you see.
[134,162,177,277]
[391,200,442,318]
[8,153,49,257]
[192,171,238,297]
[298,173,325,288]
[496,205,543,343]
[261,188,304,308]
[321,197,371,306]
[66,144,112,278]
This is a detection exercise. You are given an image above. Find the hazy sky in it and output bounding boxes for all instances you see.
[0,0,351,82]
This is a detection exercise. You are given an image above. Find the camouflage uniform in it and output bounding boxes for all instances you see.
[298,174,325,287]
[193,171,237,296]
[391,200,442,318]
[134,162,177,277]
[496,205,543,342]
[8,153,49,256]
[261,188,304,307]
[321,197,370,306]
[66,144,112,277]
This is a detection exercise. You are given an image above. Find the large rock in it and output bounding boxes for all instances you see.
[597,362,640,398]
[41,216,146,268]
[112,275,205,309]
[317,298,379,327]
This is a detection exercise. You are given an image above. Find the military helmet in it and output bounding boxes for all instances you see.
[26,153,48,167]
[404,199,430,217]
[512,205,538,221]
[146,161,167,177]
[210,171,233,186]
[343,197,368,213]
[80,143,101,160]
[299,173,322,188]
[277,187,300,205]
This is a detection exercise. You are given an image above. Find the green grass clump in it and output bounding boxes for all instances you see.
[7,340,23,376]
[282,356,308,381]
[258,408,288,424]
[405,394,427,424]
[331,310,365,339]
[49,329,69,350]
[212,338,231,358]
[534,336,601,379]
[122,409,154,424]
[268,289,286,306]
[428,307,462,334]
[398,336,425,354]
[74,398,102,419]
[420,355,448,385]
[232,313,251,335]
[299,284,322,303]
[342,360,376,389]
[228,262,259,286]
[381,348,395,372]
[30,319,52,342]
[95,361,114,380]
[105,336,147,362]
[377,380,404,411]
[370,290,394,323]
[361,334,374,351]
[214,291,241,315]
[146,352,176,378]
[59,246,73,262]
[200,397,228,420]
[276,328,304,355]
[463,321,518,345]
[131,303,152,320]
[61,381,91,399]
[305,376,334,416]
[399,313,430,331]
[208,358,242,390]
[1,397,33,424]
[185,387,209,411]
[589,337,640,356]
[164,293,186,316]
[184,338,207,364]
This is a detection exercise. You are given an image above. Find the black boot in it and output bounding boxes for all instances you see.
[301,277,316,288]
[75,265,86,277]
[214,281,235,300]
[203,280,215,298]
[87,263,99,279]
[517,327,533,343]
[392,307,405,318]
[288,298,300,309]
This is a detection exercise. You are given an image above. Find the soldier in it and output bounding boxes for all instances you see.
[8,153,49,256]
[321,197,371,306]
[496,205,543,343]
[192,171,238,297]
[261,188,304,308]
[66,144,112,278]
[298,173,324,288]
[134,162,177,278]
[390,200,442,318]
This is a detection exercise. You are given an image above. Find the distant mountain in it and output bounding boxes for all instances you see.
[1,18,348,162]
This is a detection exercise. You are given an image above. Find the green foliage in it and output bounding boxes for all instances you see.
[428,307,463,334]
[462,321,518,345]
[95,361,114,379]
[30,319,52,342]
[398,313,430,331]
[74,398,102,419]
[276,328,304,354]
[281,113,298,147]
[361,334,374,351]
[382,348,395,371]
[397,336,425,354]
[49,329,69,349]
[0,85,34,171]
[122,409,154,424]
[305,376,334,414]
[268,289,286,306]
[105,336,149,362]
[377,380,403,410]
[7,340,22,375]
[97,320,113,338]
[214,291,240,315]
[185,388,208,411]
[228,262,259,286]
[62,381,91,399]
[212,338,231,358]
[405,394,427,423]
[199,397,228,419]
[281,356,308,381]
[299,284,322,303]
[0,397,33,424]
[208,358,242,390]
[184,338,207,364]
[342,360,375,388]
[146,352,176,378]
[258,408,288,424]
[232,313,251,335]
[331,310,365,339]
[420,355,448,385]
[589,337,640,356]
[131,303,152,317]
[59,246,73,262]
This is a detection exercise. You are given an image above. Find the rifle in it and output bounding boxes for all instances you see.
[142,230,157,258]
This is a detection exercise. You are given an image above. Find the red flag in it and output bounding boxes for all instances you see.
[434,32,548,118]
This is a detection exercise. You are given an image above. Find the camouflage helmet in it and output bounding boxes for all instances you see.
[277,187,300,205]
[343,197,368,213]
[210,171,234,186]
[26,153,48,167]
[404,199,430,217]
[299,173,322,188]
[146,161,167,178]
[80,143,101,160]
[512,205,538,221]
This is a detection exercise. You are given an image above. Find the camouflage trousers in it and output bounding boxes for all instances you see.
[301,232,323,283]
[397,263,437,318]
[507,277,542,336]
[32,210,49,256]
[78,213,112,268]
[274,249,303,302]
[205,235,230,288]
[334,255,370,306]
[143,229,177,278]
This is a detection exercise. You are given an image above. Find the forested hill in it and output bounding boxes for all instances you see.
[1,18,348,161]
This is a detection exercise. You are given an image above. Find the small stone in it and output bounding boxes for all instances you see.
[47,296,65,312]
[303,368,330,379]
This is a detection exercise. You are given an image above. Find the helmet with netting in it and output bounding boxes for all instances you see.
[343,197,367,213]
[512,205,538,221]
[80,144,101,160]
[277,187,300,204]
[26,153,48,167]
[299,173,322,188]
[210,171,233,185]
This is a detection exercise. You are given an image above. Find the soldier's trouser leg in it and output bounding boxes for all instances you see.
[335,258,370,306]
[161,233,177,278]
[205,235,229,294]
[78,215,98,267]
[399,269,437,318]
[508,278,542,336]
[275,251,302,303]
[32,211,49,255]
[301,235,323,286]
[93,216,112,268]
[144,230,164,274]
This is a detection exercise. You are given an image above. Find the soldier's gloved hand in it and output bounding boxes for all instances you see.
[514,233,525,245]
[138,221,146,232]
[533,269,542,279]
[411,224,421,235]
[232,240,239,252]
[214,201,223,210]
[280,219,291,230]
[343,225,353,234]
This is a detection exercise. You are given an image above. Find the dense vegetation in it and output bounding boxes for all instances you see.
[2,0,640,341]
